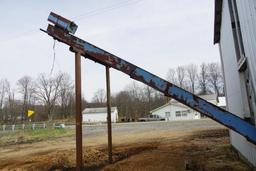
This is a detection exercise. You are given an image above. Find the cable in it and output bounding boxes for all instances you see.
[0,0,144,44]
[50,39,56,75]
[72,0,142,21]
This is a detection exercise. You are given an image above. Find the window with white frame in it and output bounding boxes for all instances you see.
[228,0,256,124]
[165,112,170,117]
[175,111,181,117]
[182,111,188,117]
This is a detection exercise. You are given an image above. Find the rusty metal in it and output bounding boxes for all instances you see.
[48,12,77,34]
[41,12,256,145]
[106,66,113,163]
[75,52,83,171]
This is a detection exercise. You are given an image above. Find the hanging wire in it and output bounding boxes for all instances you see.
[0,0,144,44]
[50,39,56,75]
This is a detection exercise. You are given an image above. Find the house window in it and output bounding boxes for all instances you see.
[165,112,170,117]
[228,0,245,65]
[175,111,181,117]
[182,111,188,117]
[228,0,256,124]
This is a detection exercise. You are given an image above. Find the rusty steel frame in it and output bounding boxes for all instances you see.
[106,66,113,163]
[41,13,256,146]
[75,52,83,171]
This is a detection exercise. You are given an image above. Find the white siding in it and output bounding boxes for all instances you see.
[236,0,256,96]
[219,0,244,118]
[151,104,199,121]
[83,110,118,122]
[219,0,256,166]
[236,0,256,123]
[151,104,171,120]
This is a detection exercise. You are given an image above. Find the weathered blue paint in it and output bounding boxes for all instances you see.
[134,68,167,91]
[84,43,105,55]
[48,14,69,30]
[42,12,256,145]
[48,14,58,23]
[168,86,197,107]
[75,39,85,47]
[116,59,127,70]
[168,85,256,142]
[198,99,256,141]
[48,12,77,34]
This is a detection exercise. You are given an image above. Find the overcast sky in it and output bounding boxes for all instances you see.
[0,0,220,101]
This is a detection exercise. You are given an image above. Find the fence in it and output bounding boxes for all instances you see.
[0,123,65,132]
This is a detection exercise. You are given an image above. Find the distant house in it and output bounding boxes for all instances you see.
[82,107,118,123]
[150,94,225,121]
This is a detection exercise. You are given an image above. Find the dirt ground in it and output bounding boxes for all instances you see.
[0,121,253,171]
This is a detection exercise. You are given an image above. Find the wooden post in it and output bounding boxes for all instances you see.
[75,52,83,171]
[106,66,113,163]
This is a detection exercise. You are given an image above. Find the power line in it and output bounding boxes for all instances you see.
[0,0,143,44]
[72,0,143,21]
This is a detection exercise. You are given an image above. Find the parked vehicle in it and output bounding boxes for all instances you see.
[138,114,165,122]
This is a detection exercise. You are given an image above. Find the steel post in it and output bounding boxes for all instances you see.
[106,66,113,163]
[75,52,83,171]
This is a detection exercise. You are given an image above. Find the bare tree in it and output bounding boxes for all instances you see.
[208,62,222,95]
[126,81,142,100]
[6,87,17,123]
[186,64,198,93]
[126,81,144,119]
[166,68,177,85]
[142,85,155,112]
[3,82,21,123]
[17,76,36,121]
[176,66,186,88]
[92,89,106,104]
[0,79,9,121]
[114,90,131,120]
[58,73,74,119]
[198,63,210,95]
[36,73,63,120]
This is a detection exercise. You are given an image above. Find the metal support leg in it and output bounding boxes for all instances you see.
[75,52,83,171]
[106,66,113,163]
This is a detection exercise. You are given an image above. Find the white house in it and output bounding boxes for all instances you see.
[214,0,256,166]
[82,107,118,123]
[150,94,223,121]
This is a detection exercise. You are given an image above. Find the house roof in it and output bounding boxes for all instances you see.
[214,0,223,44]
[82,107,117,114]
[170,94,217,104]
[150,102,171,113]
[150,94,218,113]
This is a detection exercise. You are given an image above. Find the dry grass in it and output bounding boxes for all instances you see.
[0,128,252,171]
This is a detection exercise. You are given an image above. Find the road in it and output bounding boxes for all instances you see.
[82,119,224,136]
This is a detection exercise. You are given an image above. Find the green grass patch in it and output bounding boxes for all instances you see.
[0,128,74,146]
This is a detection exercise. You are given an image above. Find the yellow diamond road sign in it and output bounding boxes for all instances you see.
[27,110,35,117]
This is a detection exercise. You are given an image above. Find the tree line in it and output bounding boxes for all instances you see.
[166,62,224,95]
[0,62,224,123]
[91,62,224,121]
[0,72,76,123]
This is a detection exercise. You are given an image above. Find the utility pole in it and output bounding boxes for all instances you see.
[75,52,83,170]
[106,66,113,163]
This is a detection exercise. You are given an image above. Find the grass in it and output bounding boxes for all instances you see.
[0,128,74,146]
[205,144,252,171]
